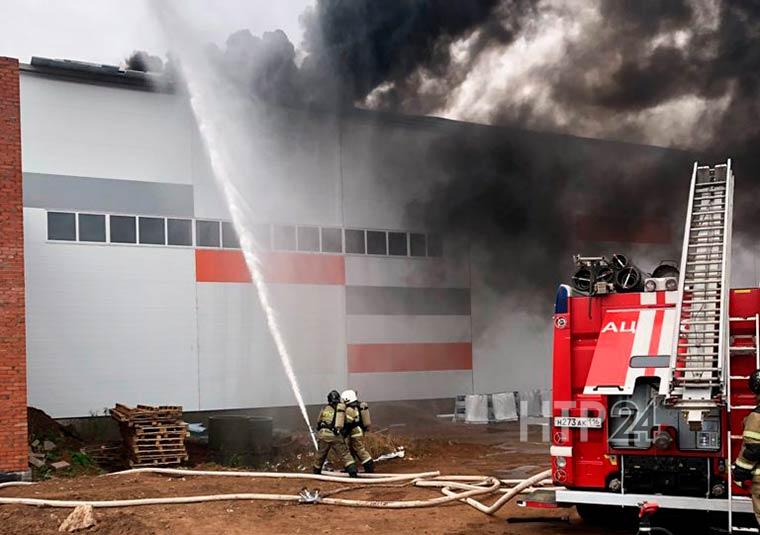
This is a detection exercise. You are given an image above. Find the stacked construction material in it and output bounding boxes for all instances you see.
[82,442,125,469]
[110,404,188,467]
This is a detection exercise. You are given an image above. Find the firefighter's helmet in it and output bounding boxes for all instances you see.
[341,389,358,404]
[749,370,760,395]
[327,390,341,405]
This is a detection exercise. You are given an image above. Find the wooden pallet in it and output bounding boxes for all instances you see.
[82,442,125,467]
[128,437,186,446]
[128,424,188,435]
[111,404,183,425]
[132,445,187,455]
[128,455,187,467]
[111,403,188,468]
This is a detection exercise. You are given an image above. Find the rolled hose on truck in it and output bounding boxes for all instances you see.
[0,467,553,515]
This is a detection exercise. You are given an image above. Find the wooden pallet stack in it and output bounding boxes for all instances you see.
[110,404,188,467]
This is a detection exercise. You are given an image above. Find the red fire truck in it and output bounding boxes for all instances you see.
[546,161,759,531]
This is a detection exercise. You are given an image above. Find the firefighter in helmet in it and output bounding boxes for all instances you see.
[732,370,760,524]
[341,389,374,473]
[312,390,358,477]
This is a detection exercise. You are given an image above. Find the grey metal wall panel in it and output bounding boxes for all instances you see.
[346,286,470,315]
[346,315,471,344]
[23,173,194,217]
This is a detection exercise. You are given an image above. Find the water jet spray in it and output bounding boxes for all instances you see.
[153,3,317,450]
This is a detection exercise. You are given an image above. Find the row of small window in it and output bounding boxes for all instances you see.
[47,211,443,257]
[254,225,442,257]
[47,212,240,248]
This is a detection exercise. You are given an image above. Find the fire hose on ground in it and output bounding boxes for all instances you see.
[0,467,554,516]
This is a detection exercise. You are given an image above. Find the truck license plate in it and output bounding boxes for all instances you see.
[553,417,602,429]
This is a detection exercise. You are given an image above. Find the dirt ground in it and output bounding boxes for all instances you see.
[0,420,728,534]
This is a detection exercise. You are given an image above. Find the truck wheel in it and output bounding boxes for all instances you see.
[576,504,637,527]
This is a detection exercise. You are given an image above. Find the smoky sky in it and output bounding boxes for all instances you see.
[143,0,760,298]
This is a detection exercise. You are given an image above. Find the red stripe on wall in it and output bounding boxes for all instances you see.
[347,343,473,373]
[195,249,345,285]
[196,249,250,283]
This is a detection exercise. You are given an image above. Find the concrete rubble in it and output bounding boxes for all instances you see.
[58,504,96,532]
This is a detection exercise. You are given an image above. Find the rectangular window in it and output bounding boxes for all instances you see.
[427,234,443,257]
[252,224,270,250]
[47,212,76,241]
[110,215,136,244]
[388,232,408,256]
[78,213,105,242]
[297,226,319,252]
[139,217,165,245]
[273,225,296,250]
[167,218,192,246]
[344,229,366,254]
[196,220,220,247]
[410,233,426,257]
[366,230,387,255]
[321,228,342,253]
[222,222,240,249]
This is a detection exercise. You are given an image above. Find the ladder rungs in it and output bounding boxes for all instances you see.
[687,260,723,265]
[731,317,756,322]
[675,367,720,371]
[730,376,750,380]
[682,299,721,304]
[678,343,718,347]
[694,181,727,187]
[681,319,720,324]
[731,406,756,410]
[684,279,724,284]
[689,225,723,233]
[691,209,726,216]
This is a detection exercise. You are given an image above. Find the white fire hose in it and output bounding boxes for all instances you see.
[0,467,552,515]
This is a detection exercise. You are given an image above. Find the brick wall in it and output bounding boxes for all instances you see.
[0,57,27,477]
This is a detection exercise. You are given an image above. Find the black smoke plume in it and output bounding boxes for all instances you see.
[157,1,760,297]
[125,50,164,73]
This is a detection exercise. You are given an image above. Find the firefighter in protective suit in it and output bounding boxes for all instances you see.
[341,389,374,473]
[732,370,760,524]
[312,390,358,477]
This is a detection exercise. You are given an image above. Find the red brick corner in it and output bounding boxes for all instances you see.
[0,56,28,478]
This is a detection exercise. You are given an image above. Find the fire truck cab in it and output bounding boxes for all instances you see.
[548,161,760,531]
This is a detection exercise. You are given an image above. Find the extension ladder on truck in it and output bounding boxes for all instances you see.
[728,314,760,533]
[668,160,734,427]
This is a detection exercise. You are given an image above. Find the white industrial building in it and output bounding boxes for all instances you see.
[20,58,479,419]
[19,57,720,421]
